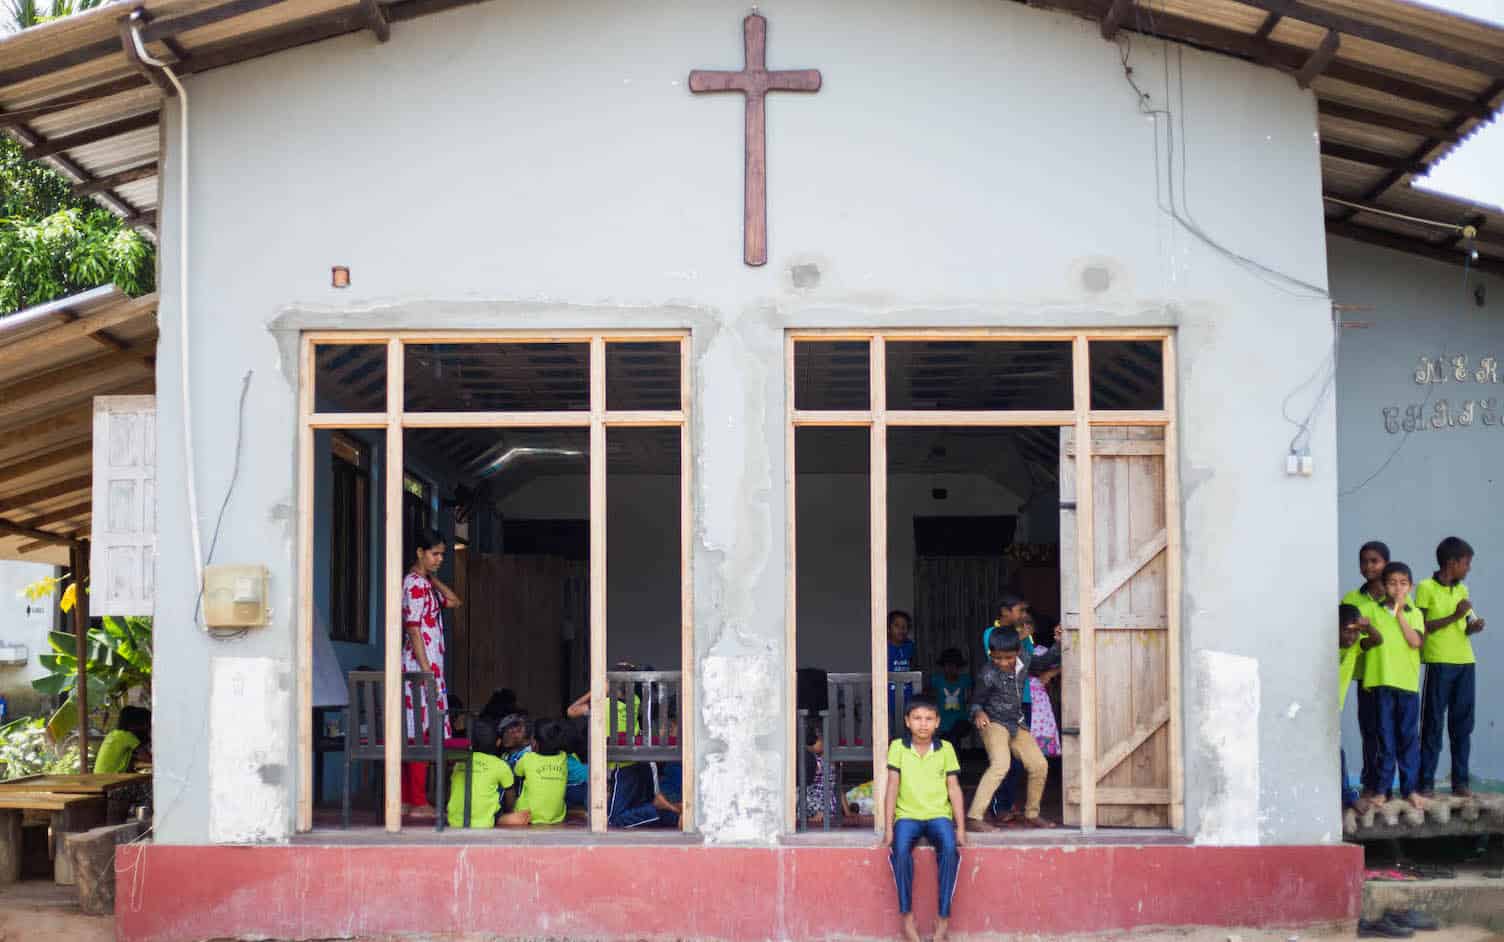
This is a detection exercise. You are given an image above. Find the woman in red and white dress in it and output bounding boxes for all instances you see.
[400,528,462,818]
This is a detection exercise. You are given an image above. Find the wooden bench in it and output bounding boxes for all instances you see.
[0,792,108,885]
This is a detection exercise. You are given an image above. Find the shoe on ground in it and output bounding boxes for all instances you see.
[1358,917,1414,938]
[1385,909,1440,931]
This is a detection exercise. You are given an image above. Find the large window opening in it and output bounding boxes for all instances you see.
[787,332,1180,837]
[300,333,691,835]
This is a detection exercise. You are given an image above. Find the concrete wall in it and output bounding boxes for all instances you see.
[0,560,57,721]
[1331,236,1504,789]
[152,0,1337,844]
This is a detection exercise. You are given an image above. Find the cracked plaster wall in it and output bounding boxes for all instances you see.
[151,0,1336,844]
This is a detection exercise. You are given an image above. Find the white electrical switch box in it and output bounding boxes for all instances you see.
[203,564,271,628]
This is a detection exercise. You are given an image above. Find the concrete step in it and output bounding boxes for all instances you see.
[1363,866,1504,931]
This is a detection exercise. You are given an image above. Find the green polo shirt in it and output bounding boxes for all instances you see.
[515,751,569,825]
[447,751,515,828]
[886,737,960,822]
[1362,601,1425,693]
[1338,643,1361,712]
[1415,577,1475,665]
[93,729,140,774]
[1341,585,1385,684]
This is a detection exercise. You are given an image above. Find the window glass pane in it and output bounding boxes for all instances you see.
[314,344,386,412]
[794,341,870,411]
[885,341,1073,411]
[404,343,589,412]
[1090,340,1164,410]
[606,341,681,412]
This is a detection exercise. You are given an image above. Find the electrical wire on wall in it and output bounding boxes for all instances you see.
[197,370,255,641]
[1114,10,1330,300]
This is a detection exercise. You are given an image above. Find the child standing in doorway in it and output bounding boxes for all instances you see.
[1417,536,1486,798]
[1362,562,1428,810]
[881,695,966,942]
[1342,540,1390,798]
[967,631,1053,830]
[931,649,973,752]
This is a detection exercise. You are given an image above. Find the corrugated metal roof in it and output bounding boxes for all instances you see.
[1,0,1502,272]
[0,286,158,564]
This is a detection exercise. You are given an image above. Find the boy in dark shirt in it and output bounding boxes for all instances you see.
[967,632,1053,829]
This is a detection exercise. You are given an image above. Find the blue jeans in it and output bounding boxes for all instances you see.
[1373,687,1421,799]
[1357,687,1380,794]
[890,817,960,918]
[1420,663,1475,792]
[607,764,657,829]
[1340,748,1359,809]
[565,782,588,809]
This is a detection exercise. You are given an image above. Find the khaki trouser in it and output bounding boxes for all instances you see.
[967,720,1048,820]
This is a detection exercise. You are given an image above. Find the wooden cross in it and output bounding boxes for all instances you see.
[689,13,821,267]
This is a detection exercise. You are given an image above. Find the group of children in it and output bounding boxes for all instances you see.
[1338,536,1485,814]
[447,679,683,830]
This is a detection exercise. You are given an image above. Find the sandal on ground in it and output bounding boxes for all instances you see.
[406,804,438,819]
[1018,816,1058,829]
[1357,917,1414,938]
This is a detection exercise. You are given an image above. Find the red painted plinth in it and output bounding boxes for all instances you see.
[116,841,1360,941]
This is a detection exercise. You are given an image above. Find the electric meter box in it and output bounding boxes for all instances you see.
[203,565,271,628]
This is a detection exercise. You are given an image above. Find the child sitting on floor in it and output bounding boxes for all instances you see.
[802,721,843,825]
[447,715,530,829]
[498,713,532,769]
[94,706,151,774]
[514,718,571,826]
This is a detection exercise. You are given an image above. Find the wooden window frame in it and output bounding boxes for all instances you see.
[297,331,694,835]
[784,328,1182,834]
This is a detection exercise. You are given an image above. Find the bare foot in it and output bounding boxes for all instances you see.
[1352,795,1374,815]
[901,912,922,942]
[966,817,994,832]
[407,804,437,819]
[1020,816,1058,829]
[1407,792,1429,811]
[934,916,950,941]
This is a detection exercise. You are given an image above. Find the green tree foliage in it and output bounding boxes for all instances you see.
[4,0,105,32]
[1,127,156,315]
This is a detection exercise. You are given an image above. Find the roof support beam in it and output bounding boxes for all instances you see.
[0,38,121,89]
[0,476,95,514]
[22,111,160,160]
[71,162,159,197]
[0,293,157,370]
[140,0,290,42]
[1236,0,1504,79]
[1295,29,1340,89]
[1045,0,1493,118]
[18,502,93,531]
[1320,141,1422,172]
[1100,0,1132,41]
[1351,77,1504,208]
[358,0,391,42]
[0,78,150,129]
[0,517,76,547]
[1327,220,1504,278]
[1317,101,1459,142]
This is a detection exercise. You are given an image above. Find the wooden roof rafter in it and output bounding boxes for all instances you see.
[1043,0,1504,275]
[0,287,158,562]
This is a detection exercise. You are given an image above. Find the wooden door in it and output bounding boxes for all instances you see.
[1060,426,1172,828]
[450,553,569,715]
